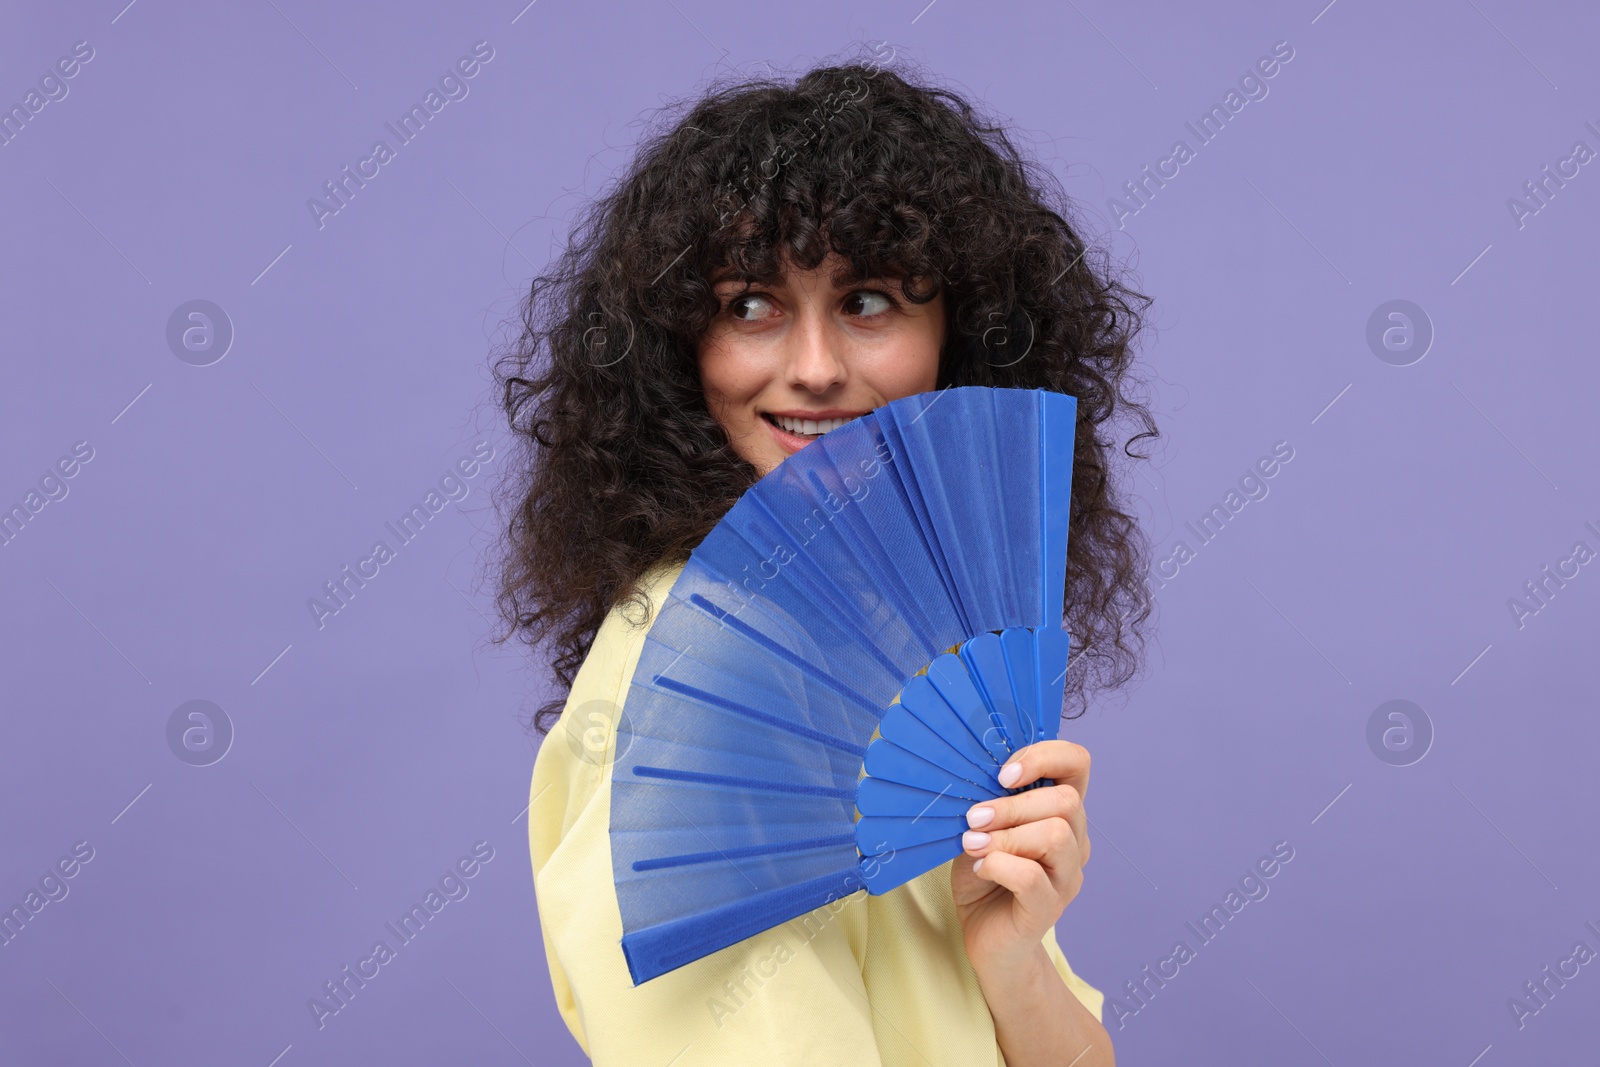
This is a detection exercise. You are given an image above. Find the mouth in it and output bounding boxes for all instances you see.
[760,411,866,453]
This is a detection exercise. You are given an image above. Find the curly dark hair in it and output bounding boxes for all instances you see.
[489,45,1160,739]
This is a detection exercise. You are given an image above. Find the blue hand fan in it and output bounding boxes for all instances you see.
[610,386,1077,984]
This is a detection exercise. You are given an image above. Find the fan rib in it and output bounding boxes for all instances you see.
[799,466,944,660]
[620,867,866,985]
[650,676,866,757]
[735,494,909,680]
[686,594,880,713]
[1039,390,1074,623]
[631,833,857,872]
[630,765,855,800]
[876,417,968,632]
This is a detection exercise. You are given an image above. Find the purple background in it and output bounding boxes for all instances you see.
[3,0,1597,1063]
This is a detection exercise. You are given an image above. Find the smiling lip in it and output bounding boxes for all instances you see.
[760,409,869,455]
[763,409,870,419]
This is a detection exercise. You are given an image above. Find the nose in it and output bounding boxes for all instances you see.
[784,307,848,393]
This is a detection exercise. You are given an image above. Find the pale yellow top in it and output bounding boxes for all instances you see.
[528,558,1104,1065]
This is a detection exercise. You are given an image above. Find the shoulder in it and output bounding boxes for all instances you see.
[613,556,687,630]
[590,556,686,683]
[566,556,687,715]
[529,556,687,868]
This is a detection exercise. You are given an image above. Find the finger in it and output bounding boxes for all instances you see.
[972,850,1068,931]
[965,784,1086,868]
[965,781,1080,832]
[996,740,1090,802]
[965,816,1083,898]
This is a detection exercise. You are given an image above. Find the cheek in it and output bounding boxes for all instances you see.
[696,343,731,409]
[866,358,937,407]
[697,336,756,398]
[896,324,943,392]
[696,342,760,437]
[897,362,936,395]
[917,346,941,388]
[911,303,946,389]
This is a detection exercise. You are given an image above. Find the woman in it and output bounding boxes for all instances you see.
[492,48,1156,1066]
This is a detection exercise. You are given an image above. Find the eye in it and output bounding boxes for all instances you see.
[727,293,776,321]
[844,289,897,319]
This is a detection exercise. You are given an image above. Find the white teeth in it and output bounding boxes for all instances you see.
[773,414,853,436]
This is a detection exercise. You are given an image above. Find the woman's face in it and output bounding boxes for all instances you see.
[697,251,946,478]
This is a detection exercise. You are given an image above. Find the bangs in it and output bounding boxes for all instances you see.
[644,65,951,324]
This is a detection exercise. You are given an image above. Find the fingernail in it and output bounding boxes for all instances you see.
[963,830,990,851]
[973,857,985,873]
[966,806,994,829]
[998,762,1022,788]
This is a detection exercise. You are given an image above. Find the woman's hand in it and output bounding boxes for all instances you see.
[951,739,1091,975]
[950,740,1113,1065]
